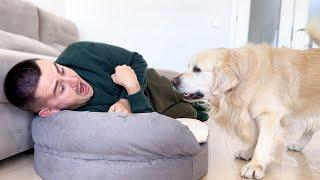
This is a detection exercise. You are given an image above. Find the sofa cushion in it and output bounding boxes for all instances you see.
[0,49,56,103]
[47,43,67,52]
[0,103,34,160]
[0,0,39,40]
[0,30,61,56]
[38,9,79,46]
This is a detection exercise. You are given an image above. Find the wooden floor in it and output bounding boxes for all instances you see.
[0,151,40,180]
[1,118,320,180]
[202,119,320,180]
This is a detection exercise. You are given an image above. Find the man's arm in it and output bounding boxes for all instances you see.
[58,42,153,113]
[110,64,153,113]
[115,51,148,99]
[92,43,153,113]
[108,99,131,114]
[111,65,141,93]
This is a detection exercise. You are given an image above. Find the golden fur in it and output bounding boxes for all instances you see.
[212,44,320,141]
[175,22,320,179]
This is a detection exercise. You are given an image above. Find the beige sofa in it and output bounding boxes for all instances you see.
[0,0,79,160]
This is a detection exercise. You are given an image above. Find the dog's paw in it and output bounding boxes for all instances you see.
[287,143,304,152]
[234,150,252,161]
[241,163,265,179]
[191,101,211,112]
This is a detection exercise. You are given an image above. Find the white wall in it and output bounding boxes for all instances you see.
[68,0,236,72]
[26,0,67,17]
[229,0,251,48]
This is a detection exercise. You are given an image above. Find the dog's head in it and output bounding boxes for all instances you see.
[173,48,239,101]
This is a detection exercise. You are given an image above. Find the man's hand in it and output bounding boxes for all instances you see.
[108,99,131,114]
[111,65,141,95]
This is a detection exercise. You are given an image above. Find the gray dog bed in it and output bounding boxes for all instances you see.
[32,111,208,180]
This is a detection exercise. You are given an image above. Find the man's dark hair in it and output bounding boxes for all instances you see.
[4,58,42,112]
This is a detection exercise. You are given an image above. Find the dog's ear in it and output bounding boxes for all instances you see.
[212,64,238,95]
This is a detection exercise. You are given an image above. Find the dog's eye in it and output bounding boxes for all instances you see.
[193,66,201,73]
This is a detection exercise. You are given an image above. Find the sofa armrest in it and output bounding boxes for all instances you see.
[32,111,201,161]
[38,9,79,46]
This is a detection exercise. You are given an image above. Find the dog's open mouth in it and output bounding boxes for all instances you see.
[183,92,204,100]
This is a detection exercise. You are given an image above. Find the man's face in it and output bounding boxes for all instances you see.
[35,60,94,117]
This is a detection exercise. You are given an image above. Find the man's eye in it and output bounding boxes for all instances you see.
[193,66,201,73]
[60,85,65,93]
[61,68,65,75]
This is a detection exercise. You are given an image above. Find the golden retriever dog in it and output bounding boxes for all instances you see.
[172,22,320,179]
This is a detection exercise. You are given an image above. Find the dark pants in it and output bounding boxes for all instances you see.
[145,69,197,119]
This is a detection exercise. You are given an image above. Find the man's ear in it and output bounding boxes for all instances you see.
[212,64,238,95]
[38,108,60,117]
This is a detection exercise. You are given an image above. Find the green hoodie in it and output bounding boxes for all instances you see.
[56,41,153,113]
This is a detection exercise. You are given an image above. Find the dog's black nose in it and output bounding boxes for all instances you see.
[171,76,181,87]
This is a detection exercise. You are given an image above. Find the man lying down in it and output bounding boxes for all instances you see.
[4,42,209,142]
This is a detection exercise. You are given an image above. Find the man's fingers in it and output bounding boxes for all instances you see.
[115,106,126,113]
[116,109,130,114]
[111,74,116,82]
[108,104,116,112]
[124,110,131,114]
[108,99,131,114]
[115,65,131,71]
[114,104,130,114]
[115,65,124,71]
[114,104,121,112]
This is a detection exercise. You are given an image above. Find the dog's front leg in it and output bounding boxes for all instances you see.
[234,140,257,161]
[235,120,259,161]
[240,112,283,179]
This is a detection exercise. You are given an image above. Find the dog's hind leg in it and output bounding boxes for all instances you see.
[287,115,320,152]
[287,130,315,152]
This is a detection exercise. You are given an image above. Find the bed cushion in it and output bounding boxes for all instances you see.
[32,111,208,180]
[176,118,209,143]
[32,111,202,159]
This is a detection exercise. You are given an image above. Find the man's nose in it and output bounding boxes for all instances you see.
[63,76,78,87]
[171,75,181,88]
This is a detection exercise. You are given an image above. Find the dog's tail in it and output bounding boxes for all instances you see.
[306,18,320,46]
